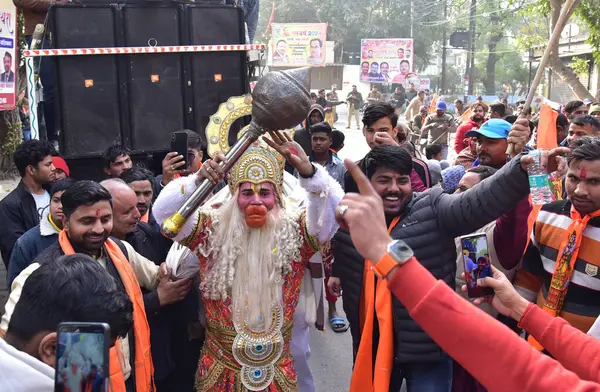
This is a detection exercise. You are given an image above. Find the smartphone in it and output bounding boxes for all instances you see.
[55,322,110,392]
[171,131,189,168]
[460,233,494,298]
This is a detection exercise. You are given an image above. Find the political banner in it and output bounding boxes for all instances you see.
[360,39,414,84]
[0,1,16,110]
[271,23,327,67]
[404,73,429,91]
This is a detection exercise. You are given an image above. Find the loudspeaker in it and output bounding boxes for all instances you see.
[188,5,248,145]
[52,6,122,156]
[49,3,249,160]
[123,5,186,152]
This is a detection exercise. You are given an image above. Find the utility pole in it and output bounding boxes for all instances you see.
[410,0,414,38]
[467,0,476,95]
[441,0,448,94]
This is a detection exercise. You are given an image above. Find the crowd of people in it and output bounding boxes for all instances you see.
[320,94,600,391]
[2,79,600,392]
[12,0,600,388]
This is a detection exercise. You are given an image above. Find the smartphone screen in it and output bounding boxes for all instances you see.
[171,131,189,169]
[55,323,110,392]
[460,233,494,298]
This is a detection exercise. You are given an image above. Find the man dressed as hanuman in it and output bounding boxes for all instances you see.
[153,131,344,391]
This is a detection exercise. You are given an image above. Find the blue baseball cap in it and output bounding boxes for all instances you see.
[466,119,511,139]
[436,101,447,111]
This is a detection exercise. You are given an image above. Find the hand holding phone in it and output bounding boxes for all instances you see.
[460,233,493,298]
[462,266,530,320]
[161,152,186,186]
[55,323,110,392]
[170,131,189,168]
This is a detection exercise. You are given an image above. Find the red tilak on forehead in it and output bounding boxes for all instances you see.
[96,209,101,217]
[289,147,299,157]
[580,167,587,179]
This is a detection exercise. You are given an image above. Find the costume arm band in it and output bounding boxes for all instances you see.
[298,163,343,244]
[152,174,202,244]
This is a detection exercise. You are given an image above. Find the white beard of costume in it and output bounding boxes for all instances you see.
[197,190,302,331]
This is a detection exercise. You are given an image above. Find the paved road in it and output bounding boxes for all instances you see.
[308,109,362,391]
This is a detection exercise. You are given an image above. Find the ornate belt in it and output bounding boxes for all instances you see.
[201,304,295,391]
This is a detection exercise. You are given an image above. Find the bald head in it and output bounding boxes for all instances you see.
[100,178,129,191]
[99,179,140,239]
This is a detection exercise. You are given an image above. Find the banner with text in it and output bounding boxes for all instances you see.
[271,23,327,67]
[0,1,16,110]
[360,38,414,84]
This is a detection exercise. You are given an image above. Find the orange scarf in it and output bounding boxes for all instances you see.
[140,210,149,223]
[528,206,600,350]
[350,216,400,392]
[58,231,155,392]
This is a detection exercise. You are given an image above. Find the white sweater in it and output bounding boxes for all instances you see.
[0,338,54,391]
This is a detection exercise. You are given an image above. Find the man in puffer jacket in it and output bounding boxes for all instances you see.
[330,143,531,391]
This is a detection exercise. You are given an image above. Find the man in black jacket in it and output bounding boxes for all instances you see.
[288,104,326,174]
[102,144,133,178]
[0,140,56,267]
[331,144,531,391]
[293,104,325,156]
[101,178,201,392]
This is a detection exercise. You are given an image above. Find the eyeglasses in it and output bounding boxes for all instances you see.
[187,151,198,163]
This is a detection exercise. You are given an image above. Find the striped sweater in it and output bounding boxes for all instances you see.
[514,200,600,333]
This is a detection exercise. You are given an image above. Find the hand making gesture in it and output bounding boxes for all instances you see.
[263,131,314,177]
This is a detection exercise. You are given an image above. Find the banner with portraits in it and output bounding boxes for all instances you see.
[360,39,414,84]
[0,0,16,110]
[271,23,327,67]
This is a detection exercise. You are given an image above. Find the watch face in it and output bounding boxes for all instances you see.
[388,240,414,262]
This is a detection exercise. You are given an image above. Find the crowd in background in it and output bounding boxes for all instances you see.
[2,75,600,391]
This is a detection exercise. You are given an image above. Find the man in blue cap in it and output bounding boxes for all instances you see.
[421,101,456,159]
[466,118,513,169]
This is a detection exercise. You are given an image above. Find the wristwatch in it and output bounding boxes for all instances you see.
[373,240,414,279]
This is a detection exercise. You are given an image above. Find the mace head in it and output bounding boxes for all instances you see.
[250,67,312,133]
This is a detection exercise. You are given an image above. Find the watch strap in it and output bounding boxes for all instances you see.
[298,163,317,179]
[373,253,400,279]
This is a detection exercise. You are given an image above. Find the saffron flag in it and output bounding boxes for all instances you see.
[264,0,276,35]
[459,108,472,124]
[536,104,558,150]
[428,93,438,114]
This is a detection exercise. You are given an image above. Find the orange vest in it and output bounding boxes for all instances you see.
[140,210,149,223]
[58,231,155,392]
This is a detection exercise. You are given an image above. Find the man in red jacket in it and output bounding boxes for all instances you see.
[454,102,488,155]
